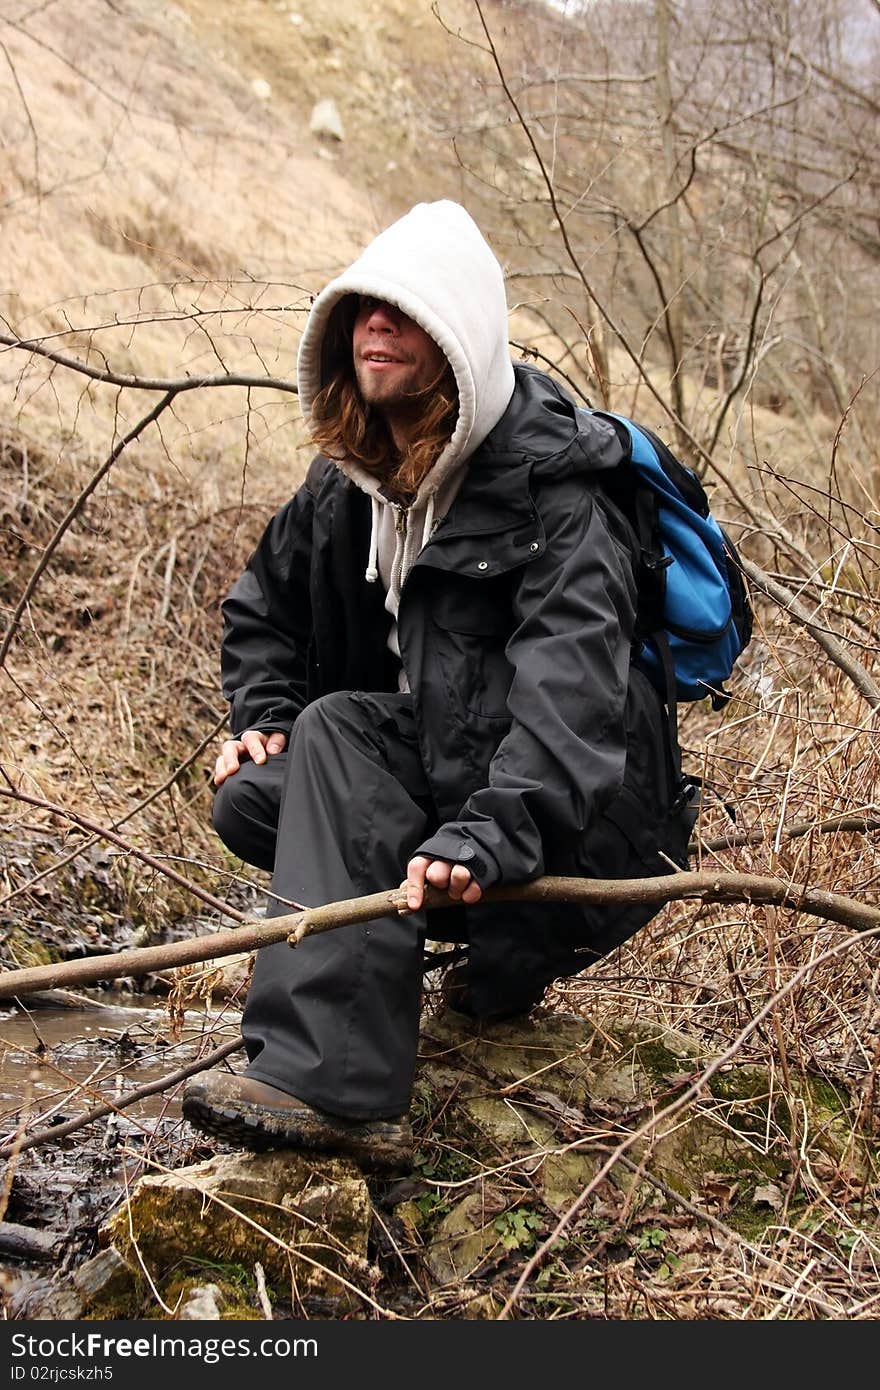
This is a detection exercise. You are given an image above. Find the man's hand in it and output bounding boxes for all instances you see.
[403,854,483,912]
[213,730,287,786]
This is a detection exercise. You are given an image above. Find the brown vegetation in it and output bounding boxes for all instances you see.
[0,0,878,1321]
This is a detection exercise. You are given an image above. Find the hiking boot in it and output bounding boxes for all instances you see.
[439,961,540,1024]
[181,1071,413,1176]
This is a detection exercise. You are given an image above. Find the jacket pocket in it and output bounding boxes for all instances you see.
[429,614,511,721]
[429,583,513,637]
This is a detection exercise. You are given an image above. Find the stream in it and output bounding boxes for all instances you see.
[0,990,244,1304]
[0,995,240,1126]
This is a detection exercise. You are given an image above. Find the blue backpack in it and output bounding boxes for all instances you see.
[587,410,753,727]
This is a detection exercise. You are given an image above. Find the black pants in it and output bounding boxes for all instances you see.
[213,692,442,1120]
[212,686,689,1119]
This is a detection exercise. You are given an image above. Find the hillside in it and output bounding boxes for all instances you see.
[0,0,481,494]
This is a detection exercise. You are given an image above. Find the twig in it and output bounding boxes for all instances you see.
[0,785,247,922]
[0,389,180,669]
[0,709,228,909]
[496,918,880,1317]
[0,333,297,396]
[253,1262,274,1320]
[739,556,880,712]
[696,809,880,854]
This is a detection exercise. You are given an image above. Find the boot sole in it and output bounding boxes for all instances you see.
[181,1085,413,1177]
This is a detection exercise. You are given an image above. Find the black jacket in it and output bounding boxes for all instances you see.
[221,365,692,1007]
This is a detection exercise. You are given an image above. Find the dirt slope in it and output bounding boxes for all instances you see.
[0,0,477,500]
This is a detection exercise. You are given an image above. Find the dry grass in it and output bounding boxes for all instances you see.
[3,388,879,1320]
[0,420,280,943]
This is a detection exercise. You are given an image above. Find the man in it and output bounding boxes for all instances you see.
[182,200,692,1174]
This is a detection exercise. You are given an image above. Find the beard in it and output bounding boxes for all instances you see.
[353,356,425,409]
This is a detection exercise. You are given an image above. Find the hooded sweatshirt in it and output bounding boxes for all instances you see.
[296,200,515,682]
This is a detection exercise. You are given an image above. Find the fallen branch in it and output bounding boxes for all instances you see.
[0,1221,62,1261]
[695,808,880,853]
[1,870,879,1002]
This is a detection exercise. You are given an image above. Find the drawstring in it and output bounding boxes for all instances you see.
[421,493,436,551]
[365,496,380,583]
[364,491,436,587]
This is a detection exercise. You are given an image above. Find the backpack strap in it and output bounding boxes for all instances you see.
[651,625,682,778]
[629,482,682,781]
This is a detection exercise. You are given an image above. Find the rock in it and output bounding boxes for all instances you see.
[7,1279,83,1321]
[160,1274,262,1320]
[0,1221,63,1261]
[415,1008,872,1252]
[177,1282,222,1319]
[458,1095,556,1152]
[100,1149,371,1309]
[309,99,344,142]
[251,78,272,102]
[422,1189,508,1285]
[72,1246,143,1317]
[540,1147,610,1214]
[420,1010,597,1110]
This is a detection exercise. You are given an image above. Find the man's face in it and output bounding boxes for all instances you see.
[352,296,447,410]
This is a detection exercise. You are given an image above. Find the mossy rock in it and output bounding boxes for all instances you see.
[458,1291,505,1318]
[418,1009,872,1251]
[419,1011,596,1111]
[540,1147,612,1214]
[74,1246,146,1320]
[457,1095,556,1151]
[420,1011,708,1117]
[603,1018,708,1068]
[422,1190,508,1285]
[628,1112,785,1202]
[4,930,59,969]
[152,1275,262,1320]
[101,1149,371,1308]
[709,1066,873,1180]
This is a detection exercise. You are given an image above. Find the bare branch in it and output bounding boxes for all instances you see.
[1,869,879,1001]
[0,389,183,667]
[0,1036,243,1161]
[0,333,298,395]
[0,785,248,923]
[0,709,228,909]
[738,556,880,713]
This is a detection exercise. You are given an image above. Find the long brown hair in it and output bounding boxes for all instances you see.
[309,297,459,504]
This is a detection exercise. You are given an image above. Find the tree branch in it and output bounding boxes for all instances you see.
[0,332,298,396]
[0,1036,243,1161]
[738,556,880,713]
[1,870,878,1002]
[0,786,248,923]
[0,388,181,668]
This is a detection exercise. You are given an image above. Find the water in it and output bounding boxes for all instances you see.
[0,995,243,1140]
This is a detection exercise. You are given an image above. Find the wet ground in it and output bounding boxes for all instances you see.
[0,989,243,1315]
[0,994,238,1125]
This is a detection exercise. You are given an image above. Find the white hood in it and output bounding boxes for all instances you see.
[297,199,515,499]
